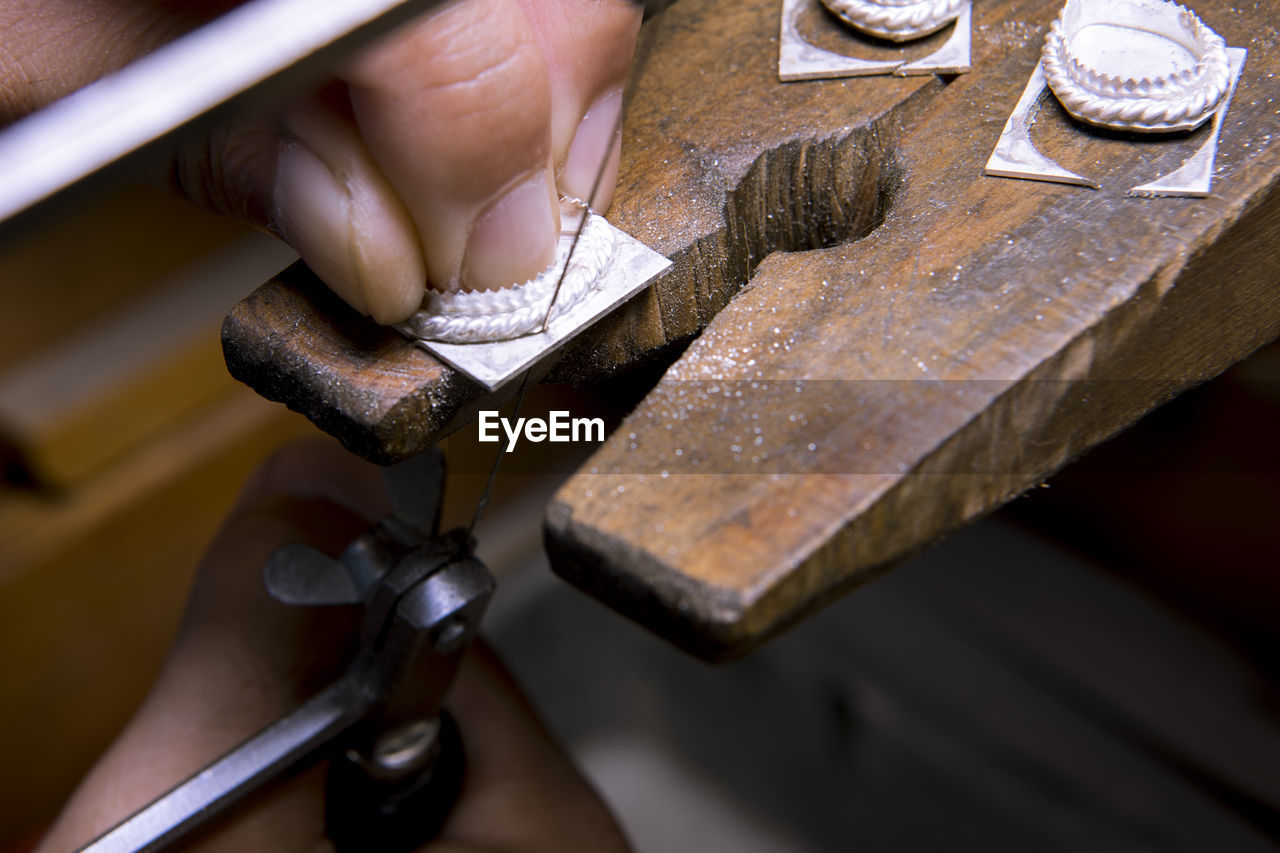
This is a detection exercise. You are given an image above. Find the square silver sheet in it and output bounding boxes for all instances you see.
[412,222,671,391]
[779,0,971,81]
[984,48,1247,198]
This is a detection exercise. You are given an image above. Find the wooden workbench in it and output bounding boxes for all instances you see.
[224,0,1280,660]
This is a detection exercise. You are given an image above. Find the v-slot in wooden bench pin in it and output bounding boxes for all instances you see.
[223,0,1280,660]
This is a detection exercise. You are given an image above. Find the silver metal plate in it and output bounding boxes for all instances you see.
[984,48,1247,198]
[779,0,971,81]
[409,222,671,391]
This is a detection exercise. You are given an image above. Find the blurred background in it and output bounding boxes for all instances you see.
[0,181,1276,851]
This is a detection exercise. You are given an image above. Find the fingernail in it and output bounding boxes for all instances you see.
[274,139,425,323]
[560,89,623,205]
[461,172,557,292]
[274,141,368,312]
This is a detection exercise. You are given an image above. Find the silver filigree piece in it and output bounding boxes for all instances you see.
[985,47,1246,198]
[820,0,965,42]
[398,217,671,391]
[1042,0,1231,133]
[779,0,970,80]
[398,205,613,344]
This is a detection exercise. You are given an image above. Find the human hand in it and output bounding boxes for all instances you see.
[0,0,642,324]
[36,440,632,853]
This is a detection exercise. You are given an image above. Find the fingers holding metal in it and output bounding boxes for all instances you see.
[282,0,643,317]
[272,98,429,324]
[343,0,560,301]
[258,0,644,320]
[1,0,641,327]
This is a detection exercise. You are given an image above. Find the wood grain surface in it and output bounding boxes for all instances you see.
[225,0,1280,658]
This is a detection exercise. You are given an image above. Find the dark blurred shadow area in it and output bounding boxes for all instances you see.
[1008,339,1280,678]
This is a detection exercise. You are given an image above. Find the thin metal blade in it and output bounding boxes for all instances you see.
[384,448,446,539]
[0,0,451,236]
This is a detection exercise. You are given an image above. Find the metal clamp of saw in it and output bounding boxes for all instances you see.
[80,448,493,853]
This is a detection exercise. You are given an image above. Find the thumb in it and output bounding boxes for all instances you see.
[161,96,429,325]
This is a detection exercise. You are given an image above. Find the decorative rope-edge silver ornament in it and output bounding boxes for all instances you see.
[398,205,615,344]
[1042,0,1230,132]
[818,0,966,42]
